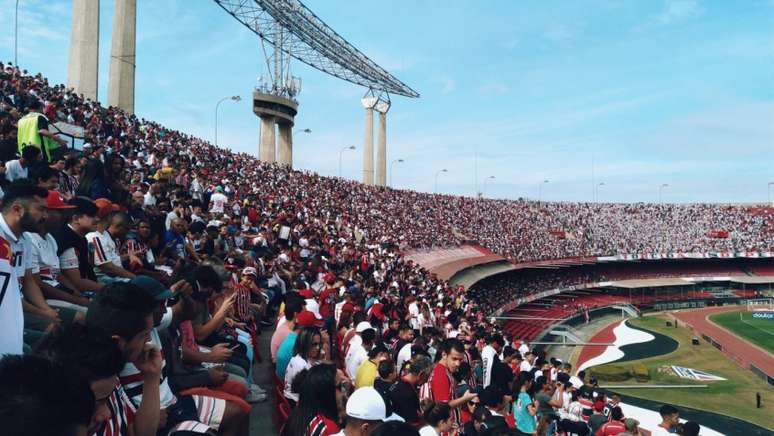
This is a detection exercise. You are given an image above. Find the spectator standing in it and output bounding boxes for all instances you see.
[15,98,66,161]
[425,338,478,426]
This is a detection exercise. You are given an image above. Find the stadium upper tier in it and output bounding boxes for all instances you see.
[4,64,774,264]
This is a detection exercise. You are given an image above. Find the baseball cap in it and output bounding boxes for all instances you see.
[94,198,119,218]
[131,276,174,301]
[297,310,324,328]
[242,267,258,278]
[355,321,374,333]
[345,387,403,422]
[46,190,75,209]
[298,288,314,299]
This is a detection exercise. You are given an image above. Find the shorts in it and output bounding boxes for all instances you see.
[162,394,225,435]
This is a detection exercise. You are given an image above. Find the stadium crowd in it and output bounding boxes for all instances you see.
[0,62,727,436]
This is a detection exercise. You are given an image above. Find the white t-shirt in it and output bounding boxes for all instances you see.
[650,425,674,436]
[119,309,176,408]
[345,344,368,379]
[284,355,312,402]
[408,302,420,330]
[520,360,533,373]
[4,160,27,182]
[481,344,497,388]
[209,192,228,214]
[86,230,122,279]
[143,191,157,208]
[0,214,28,355]
[396,342,412,371]
[419,425,440,436]
[23,232,61,285]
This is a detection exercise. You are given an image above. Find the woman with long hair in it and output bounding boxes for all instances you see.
[419,401,458,436]
[281,363,349,436]
[514,371,537,435]
[284,327,324,404]
[103,153,128,204]
[76,158,109,200]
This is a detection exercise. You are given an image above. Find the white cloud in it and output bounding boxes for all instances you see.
[656,0,702,25]
[438,75,455,94]
[635,0,703,31]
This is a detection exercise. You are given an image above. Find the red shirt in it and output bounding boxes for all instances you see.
[306,414,340,436]
[427,363,460,425]
[596,420,626,436]
[318,287,337,318]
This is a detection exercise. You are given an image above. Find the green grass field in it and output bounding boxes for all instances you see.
[709,311,774,354]
[585,315,774,429]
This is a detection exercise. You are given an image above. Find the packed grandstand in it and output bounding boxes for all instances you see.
[2,62,773,436]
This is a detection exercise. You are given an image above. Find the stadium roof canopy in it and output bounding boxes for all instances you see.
[604,275,774,289]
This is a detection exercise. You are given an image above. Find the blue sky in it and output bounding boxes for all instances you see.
[2,0,773,203]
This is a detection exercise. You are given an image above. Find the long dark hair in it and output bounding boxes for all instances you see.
[75,158,107,199]
[281,363,339,436]
[292,327,321,361]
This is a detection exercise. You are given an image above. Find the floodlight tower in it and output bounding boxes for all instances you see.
[254,23,301,167]
[214,0,418,173]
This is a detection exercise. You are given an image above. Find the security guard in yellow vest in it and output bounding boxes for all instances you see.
[16,99,66,162]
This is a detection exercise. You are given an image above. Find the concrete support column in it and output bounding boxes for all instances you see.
[260,116,276,163]
[67,0,100,101]
[361,101,376,185]
[277,123,293,167]
[375,109,389,186]
[108,0,137,113]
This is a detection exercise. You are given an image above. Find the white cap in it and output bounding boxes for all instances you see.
[355,321,374,333]
[346,387,405,422]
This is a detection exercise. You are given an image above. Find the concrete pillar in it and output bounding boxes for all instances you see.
[277,123,293,167]
[260,116,276,163]
[107,0,137,113]
[375,112,387,186]
[67,0,100,101]
[361,100,377,185]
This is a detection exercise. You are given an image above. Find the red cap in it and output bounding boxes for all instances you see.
[341,302,355,313]
[323,272,336,283]
[94,198,120,218]
[46,191,75,209]
[593,401,605,412]
[298,288,314,299]
[297,310,323,327]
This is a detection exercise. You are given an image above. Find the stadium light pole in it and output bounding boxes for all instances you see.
[768,182,774,206]
[434,168,448,194]
[482,175,496,198]
[538,179,549,203]
[595,182,605,202]
[389,158,404,187]
[14,0,20,66]
[659,183,669,204]
[338,145,355,178]
[214,95,241,147]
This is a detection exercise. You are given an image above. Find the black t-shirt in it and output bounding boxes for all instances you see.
[388,380,420,423]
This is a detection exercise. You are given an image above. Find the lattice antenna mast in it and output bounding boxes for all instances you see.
[213,0,419,98]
